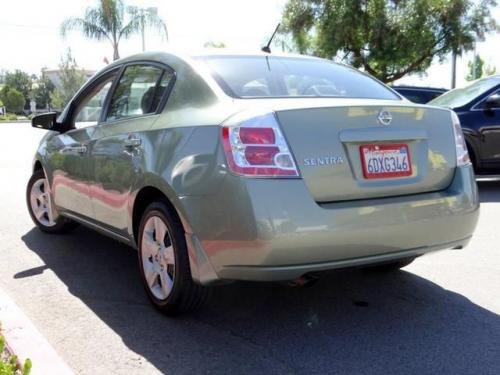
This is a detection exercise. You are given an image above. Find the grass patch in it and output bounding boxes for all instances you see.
[0,114,18,121]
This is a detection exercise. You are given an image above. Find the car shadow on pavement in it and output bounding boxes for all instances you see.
[477,181,500,203]
[20,226,499,375]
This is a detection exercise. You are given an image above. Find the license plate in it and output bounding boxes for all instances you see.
[360,144,412,179]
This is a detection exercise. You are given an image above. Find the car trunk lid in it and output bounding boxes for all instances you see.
[274,102,456,202]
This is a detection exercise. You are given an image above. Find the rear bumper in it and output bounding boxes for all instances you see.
[182,165,479,285]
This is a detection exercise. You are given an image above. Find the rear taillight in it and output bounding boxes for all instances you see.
[451,111,470,167]
[221,110,299,177]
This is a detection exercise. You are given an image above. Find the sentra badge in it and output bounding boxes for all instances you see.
[303,156,344,166]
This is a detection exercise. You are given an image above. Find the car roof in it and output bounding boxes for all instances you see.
[188,49,320,60]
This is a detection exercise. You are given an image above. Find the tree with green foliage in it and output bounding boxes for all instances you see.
[61,0,168,60]
[4,70,32,109]
[281,0,498,83]
[32,68,56,109]
[50,50,87,110]
[0,86,26,113]
[466,55,497,81]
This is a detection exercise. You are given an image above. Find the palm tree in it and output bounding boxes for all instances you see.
[127,6,168,52]
[60,0,168,61]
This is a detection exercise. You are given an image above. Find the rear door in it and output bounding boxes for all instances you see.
[276,102,456,202]
[89,63,175,234]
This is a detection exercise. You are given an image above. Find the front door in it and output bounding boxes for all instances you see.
[90,64,174,234]
[47,73,117,218]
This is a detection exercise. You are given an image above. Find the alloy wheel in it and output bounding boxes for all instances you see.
[141,216,176,300]
[29,178,56,227]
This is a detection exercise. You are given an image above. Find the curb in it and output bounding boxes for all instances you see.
[0,287,74,375]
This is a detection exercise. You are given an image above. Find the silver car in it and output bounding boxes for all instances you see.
[27,51,480,314]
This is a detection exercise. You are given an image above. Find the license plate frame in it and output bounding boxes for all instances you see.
[360,143,412,179]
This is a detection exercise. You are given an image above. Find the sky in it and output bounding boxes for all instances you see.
[0,0,498,89]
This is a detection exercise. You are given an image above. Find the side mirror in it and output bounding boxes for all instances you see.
[484,93,500,110]
[32,112,59,130]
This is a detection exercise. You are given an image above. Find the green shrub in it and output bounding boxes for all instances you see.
[0,87,25,114]
[0,113,18,121]
[0,333,32,375]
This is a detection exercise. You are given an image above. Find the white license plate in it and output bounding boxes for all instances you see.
[360,144,412,179]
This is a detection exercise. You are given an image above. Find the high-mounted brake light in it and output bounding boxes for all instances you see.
[451,111,470,167]
[221,110,299,177]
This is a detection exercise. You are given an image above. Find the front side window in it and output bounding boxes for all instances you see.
[107,65,171,121]
[73,76,115,129]
[197,56,400,100]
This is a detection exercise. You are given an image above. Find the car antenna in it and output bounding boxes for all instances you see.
[261,23,280,53]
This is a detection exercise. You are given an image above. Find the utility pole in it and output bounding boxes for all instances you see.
[451,50,457,89]
[141,20,146,52]
[472,47,477,80]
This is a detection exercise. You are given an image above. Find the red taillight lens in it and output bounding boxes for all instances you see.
[221,111,299,177]
[239,127,276,144]
[244,146,280,165]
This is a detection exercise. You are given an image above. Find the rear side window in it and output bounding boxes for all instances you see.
[107,65,173,121]
[198,56,399,100]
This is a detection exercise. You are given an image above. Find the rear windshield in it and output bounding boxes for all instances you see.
[197,56,400,100]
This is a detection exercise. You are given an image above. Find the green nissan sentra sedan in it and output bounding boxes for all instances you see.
[27,51,479,314]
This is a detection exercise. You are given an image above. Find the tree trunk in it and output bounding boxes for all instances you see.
[113,42,120,60]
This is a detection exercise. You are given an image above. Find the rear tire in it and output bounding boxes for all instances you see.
[137,201,210,315]
[26,169,78,234]
[366,257,417,272]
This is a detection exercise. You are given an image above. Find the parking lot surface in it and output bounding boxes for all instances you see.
[0,122,498,374]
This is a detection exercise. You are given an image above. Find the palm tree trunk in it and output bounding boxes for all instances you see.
[113,42,120,60]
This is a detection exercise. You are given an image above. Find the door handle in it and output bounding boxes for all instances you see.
[60,144,87,154]
[124,136,142,149]
[76,145,88,154]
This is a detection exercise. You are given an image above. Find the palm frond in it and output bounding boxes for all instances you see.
[143,13,168,41]
[100,0,125,38]
[118,18,141,41]
[123,7,168,41]
[60,17,110,42]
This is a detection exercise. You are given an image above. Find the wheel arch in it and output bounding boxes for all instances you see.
[33,159,43,173]
[131,185,189,247]
[130,178,219,285]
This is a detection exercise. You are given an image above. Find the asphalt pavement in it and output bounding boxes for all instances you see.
[0,122,498,374]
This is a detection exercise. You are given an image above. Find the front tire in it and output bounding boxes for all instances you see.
[26,169,77,234]
[138,201,210,315]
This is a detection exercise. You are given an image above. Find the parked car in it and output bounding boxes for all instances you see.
[429,76,500,173]
[27,51,479,314]
[392,85,447,103]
